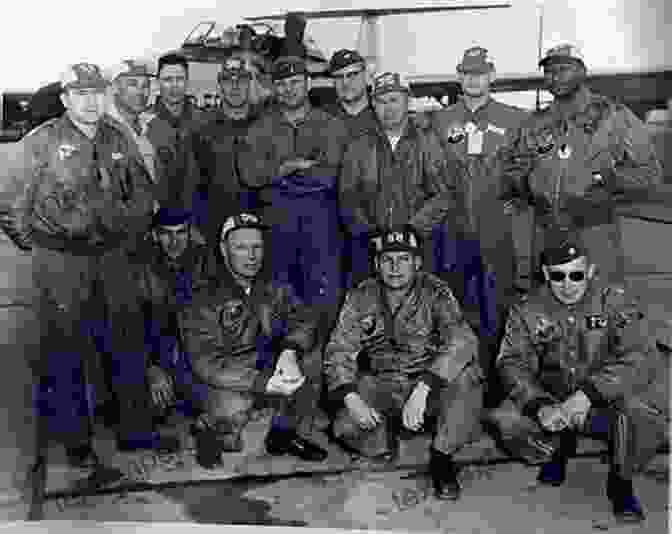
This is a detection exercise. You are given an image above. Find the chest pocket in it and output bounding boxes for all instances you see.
[218,299,250,337]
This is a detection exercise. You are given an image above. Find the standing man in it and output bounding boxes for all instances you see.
[146,53,207,212]
[340,71,467,287]
[195,57,260,245]
[325,227,483,500]
[181,213,328,468]
[3,63,169,464]
[105,59,156,183]
[430,46,530,405]
[238,53,349,338]
[325,49,379,138]
[501,44,662,286]
[488,233,669,523]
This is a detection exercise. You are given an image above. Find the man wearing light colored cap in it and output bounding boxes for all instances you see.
[1,62,163,468]
[422,46,531,408]
[501,43,662,289]
[239,47,350,344]
[325,49,378,138]
[488,231,668,523]
[193,57,261,246]
[180,212,328,468]
[105,59,157,182]
[325,226,482,501]
[340,71,467,287]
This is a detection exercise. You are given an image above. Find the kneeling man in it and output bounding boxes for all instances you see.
[180,213,328,468]
[488,233,669,523]
[325,227,483,500]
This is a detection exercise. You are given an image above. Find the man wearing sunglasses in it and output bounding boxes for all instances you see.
[325,49,379,139]
[487,233,669,524]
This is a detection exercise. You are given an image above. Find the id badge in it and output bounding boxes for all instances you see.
[467,129,484,155]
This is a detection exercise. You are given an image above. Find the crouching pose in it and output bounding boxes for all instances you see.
[487,233,669,523]
[180,213,328,468]
[325,227,483,500]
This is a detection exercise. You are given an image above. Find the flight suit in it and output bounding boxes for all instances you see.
[145,98,208,211]
[180,266,318,440]
[488,282,669,477]
[194,111,259,245]
[135,238,214,417]
[323,101,380,139]
[8,114,155,448]
[501,87,662,285]
[340,121,467,286]
[325,272,483,458]
[238,107,349,336]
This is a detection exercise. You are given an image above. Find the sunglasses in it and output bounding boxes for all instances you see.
[548,270,586,283]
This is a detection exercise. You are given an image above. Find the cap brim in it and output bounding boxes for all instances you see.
[539,56,585,68]
[456,64,494,74]
[222,222,269,240]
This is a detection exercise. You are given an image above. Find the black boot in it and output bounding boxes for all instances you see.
[66,443,98,470]
[607,471,645,523]
[429,449,461,501]
[537,457,567,486]
[265,429,328,462]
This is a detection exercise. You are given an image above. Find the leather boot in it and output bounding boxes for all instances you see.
[429,448,461,501]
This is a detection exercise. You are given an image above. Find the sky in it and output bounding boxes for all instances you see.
[1,0,669,93]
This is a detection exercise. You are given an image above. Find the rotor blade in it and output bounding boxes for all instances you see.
[245,4,512,21]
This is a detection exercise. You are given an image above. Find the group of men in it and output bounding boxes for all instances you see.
[0,36,668,525]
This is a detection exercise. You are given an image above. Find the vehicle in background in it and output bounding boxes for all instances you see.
[0,92,33,143]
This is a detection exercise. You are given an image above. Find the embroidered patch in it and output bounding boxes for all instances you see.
[219,300,245,326]
[585,314,608,330]
[111,152,124,161]
[359,314,377,335]
[535,316,560,342]
[57,144,78,160]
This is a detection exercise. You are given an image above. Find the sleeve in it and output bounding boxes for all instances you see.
[237,120,281,189]
[607,105,663,192]
[306,117,348,189]
[578,287,658,407]
[496,305,556,417]
[0,136,36,250]
[419,284,479,390]
[409,130,466,236]
[276,283,317,356]
[324,290,365,404]
[338,137,375,237]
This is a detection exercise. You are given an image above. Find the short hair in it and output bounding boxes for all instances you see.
[158,53,189,77]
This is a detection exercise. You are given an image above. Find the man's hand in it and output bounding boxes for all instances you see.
[266,349,305,396]
[561,390,591,429]
[344,392,383,431]
[147,365,174,410]
[402,382,430,432]
[278,159,318,177]
[538,404,569,433]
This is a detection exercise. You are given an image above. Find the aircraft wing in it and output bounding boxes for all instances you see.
[245,4,511,21]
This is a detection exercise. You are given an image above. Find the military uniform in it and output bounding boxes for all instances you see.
[502,52,662,285]
[135,223,214,417]
[324,101,379,139]
[180,254,318,442]
[488,276,668,476]
[238,61,349,332]
[7,69,156,449]
[145,98,208,211]
[340,73,467,286]
[325,270,483,458]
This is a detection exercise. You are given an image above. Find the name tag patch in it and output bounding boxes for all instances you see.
[585,314,607,330]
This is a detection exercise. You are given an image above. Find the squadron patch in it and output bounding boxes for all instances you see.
[359,314,377,335]
[219,300,245,327]
[534,316,561,342]
[585,314,608,330]
[57,144,78,160]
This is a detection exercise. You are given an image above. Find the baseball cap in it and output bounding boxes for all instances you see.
[107,59,153,82]
[329,49,365,75]
[541,232,587,266]
[60,63,108,91]
[456,47,495,74]
[539,43,586,68]
[271,56,308,81]
[371,72,409,97]
[152,206,193,228]
[370,227,422,256]
[220,213,269,241]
